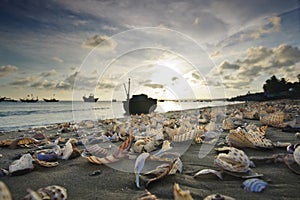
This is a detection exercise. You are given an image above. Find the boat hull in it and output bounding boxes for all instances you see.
[43,98,59,102]
[123,94,157,115]
[83,97,99,102]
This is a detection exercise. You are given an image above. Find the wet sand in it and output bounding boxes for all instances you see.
[0,100,300,200]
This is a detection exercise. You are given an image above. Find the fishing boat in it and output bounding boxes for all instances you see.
[43,94,59,102]
[20,94,38,103]
[2,97,18,102]
[83,93,99,102]
[122,78,157,115]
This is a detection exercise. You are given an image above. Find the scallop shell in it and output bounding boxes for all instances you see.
[214,147,251,173]
[9,153,34,175]
[173,183,193,200]
[0,181,12,200]
[242,178,268,192]
[260,111,284,128]
[24,185,67,200]
[203,194,236,200]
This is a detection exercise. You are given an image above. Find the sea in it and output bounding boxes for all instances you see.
[0,100,235,131]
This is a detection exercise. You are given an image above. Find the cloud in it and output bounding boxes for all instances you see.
[40,69,57,77]
[209,44,300,89]
[0,65,18,77]
[52,57,64,63]
[144,83,164,89]
[82,35,117,51]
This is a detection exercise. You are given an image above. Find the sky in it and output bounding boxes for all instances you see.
[0,0,299,101]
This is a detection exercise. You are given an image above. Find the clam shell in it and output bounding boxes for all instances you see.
[173,183,193,200]
[242,178,268,192]
[0,181,12,200]
[203,194,235,200]
[214,147,251,173]
[9,153,34,175]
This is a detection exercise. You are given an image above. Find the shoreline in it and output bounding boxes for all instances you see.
[0,99,299,199]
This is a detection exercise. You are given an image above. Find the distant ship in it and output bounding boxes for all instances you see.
[43,94,59,102]
[122,78,157,115]
[83,93,99,102]
[20,94,38,103]
[0,97,18,102]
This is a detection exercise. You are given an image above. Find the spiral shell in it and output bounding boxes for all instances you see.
[214,147,251,173]
[242,178,268,192]
[24,185,67,200]
[0,181,12,200]
[260,111,284,128]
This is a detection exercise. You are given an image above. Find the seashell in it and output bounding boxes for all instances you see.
[0,139,12,147]
[214,147,251,173]
[173,183,193,200]
[295,132,300,139]
[242,178,268,192]
[168,158,183,175]
[24,185,67,200]
[193,169,223,180]
[173,131,195,142]
[0,168,9,177]
[34,159,59,167]
[226,128,255,148]
[222,118,236,130]
[9,137,39,148]
[9,153,34,175]
[260,111,284,128]
[86,133,134,165]
[133,137,155,153]
[0,181,12,200]
[243,109,259,120]
[35,150,58,162]
[84,144,108,156]
[293,144,300,165]
[138,189,158,200]
[245,130,273,149]
[203,194,236,200]
[60,141,73,160]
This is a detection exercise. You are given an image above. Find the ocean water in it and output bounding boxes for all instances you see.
[0,100,233,131]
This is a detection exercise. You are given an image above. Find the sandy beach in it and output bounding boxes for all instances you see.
[1,99,300,200]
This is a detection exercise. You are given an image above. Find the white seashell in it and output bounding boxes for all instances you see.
[204,194,236,200]
[0,181,12,200]
[9,153,34,175]
[194,169,223,180]
[60,141,73,160]
[214,147,251,173]
[293,144,300,165]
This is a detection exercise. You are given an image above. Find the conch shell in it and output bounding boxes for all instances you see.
[214,147,252,173]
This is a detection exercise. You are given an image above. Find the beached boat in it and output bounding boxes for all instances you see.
[83,94,99,102]
[2,97,18,102]
[43,94,59,102]
[122,78,157,115]
[20,95,38,103]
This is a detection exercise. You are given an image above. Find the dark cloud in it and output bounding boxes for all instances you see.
[0,65,18,77]
[82,35,116,50]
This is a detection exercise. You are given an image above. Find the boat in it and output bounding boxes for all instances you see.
[43,94,59,102]
[0,97,5,102]
[3,97,18,102]
[112,99,117,102]
[20,94,38,103]
[122,78,157,115]
[83,93,99,102]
